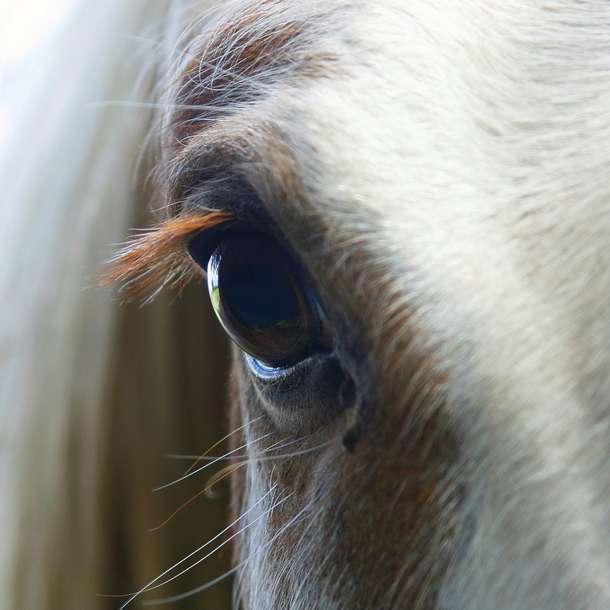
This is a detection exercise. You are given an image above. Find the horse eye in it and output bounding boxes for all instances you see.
[189,231,324,369]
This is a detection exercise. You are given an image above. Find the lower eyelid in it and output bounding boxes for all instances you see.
[245,350,355,419]
[245,354,296,380]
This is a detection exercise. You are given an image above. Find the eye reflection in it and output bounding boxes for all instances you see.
[203,232,324,368]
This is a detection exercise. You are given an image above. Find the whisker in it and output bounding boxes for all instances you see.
[203,461,246,494]
[151,563,243,606]
[166,437,334,463]
[114,485,278,610]
[152,431,273,492]
[182,415,263,476]
[244,439,334,463]
[254,434,319,455]
[148,462,246,533]
[163,435,290,462]
[150,436,291,532]
[140,491,295,597]
[150,437,331,541]
[143,497,314,606]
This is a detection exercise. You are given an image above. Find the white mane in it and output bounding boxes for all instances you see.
[0,2,230,607]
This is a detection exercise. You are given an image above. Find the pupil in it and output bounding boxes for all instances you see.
[221,259,300,330]
[206,232,318,367]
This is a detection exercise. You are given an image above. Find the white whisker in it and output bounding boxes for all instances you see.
[166,437,333,464]
[143,498,314,606]
[140,491,295,597]
[117,485,278,610]
[182,415,264,476]
[152,431,273,492]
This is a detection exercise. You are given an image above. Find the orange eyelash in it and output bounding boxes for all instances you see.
[101,210,233,302]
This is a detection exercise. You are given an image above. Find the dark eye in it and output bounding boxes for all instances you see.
[189,230,325,369]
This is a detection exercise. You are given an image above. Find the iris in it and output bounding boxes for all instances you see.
[192,231,323,368]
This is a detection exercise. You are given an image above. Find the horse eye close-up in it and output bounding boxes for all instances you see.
[189,230,325,371]
[3,1,610,610]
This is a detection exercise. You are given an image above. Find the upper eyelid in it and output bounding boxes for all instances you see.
[102,168,275,302]
[164,140,247,211]
[168,170,236,213]
[169,164,282,238]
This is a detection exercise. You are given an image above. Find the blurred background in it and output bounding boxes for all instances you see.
[1,1,74,132]
[0,2,234,608]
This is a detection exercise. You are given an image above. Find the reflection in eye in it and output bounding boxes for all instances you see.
[189,231,325,368]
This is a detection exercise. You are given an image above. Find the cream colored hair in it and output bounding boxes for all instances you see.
[0,2,232,608]
[2,2,610,610]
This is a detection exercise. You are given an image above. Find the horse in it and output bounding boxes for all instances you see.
[2,1,609,609]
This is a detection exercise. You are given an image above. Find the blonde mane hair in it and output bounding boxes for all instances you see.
[0,2,233,608]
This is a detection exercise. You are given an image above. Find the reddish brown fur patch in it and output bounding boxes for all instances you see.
[171,5,306,142]
[101,211,232,301]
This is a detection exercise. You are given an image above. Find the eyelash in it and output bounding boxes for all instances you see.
[102,211,233,302]
[105,208,363,442]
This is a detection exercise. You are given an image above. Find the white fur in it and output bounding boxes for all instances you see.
[268,2,610,608]
[2,1,609,609]
[221,1,610,608]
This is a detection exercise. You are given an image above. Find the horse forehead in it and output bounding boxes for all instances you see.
[169,0,610,363]
[288,2,610,206]
[174,0,610,327]
[272,2,610,420]
[281,1,610,286]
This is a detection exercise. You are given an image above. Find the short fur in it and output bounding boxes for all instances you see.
[4,1,610,610]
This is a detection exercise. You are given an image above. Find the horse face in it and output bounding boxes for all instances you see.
[163,1,610,608]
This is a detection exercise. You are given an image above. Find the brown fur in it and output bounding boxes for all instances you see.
[108,6,461,604]
[209,131,462,608]
[173,8,302,141]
